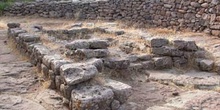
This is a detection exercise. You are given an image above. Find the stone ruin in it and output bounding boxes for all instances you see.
[6,21,220,109]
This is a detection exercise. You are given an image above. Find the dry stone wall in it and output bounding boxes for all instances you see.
[4,0,220,36]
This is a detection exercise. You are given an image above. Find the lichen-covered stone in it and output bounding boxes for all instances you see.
[104,58,130,69]
[196,59,214,71]
[111,100,120,110]
[60,63,98,86]
[89,39,109,49]
[7,23,20,28]
[71,85,114,110]
[74,49,109,59]
[51,59,72,75]
[185,41,198,51]
[65,39,109,50]
[151,38,169,47]
[152,46,183,57]
[153,57,173,69]
[42,54,62,69]
[86,58,103,72]
[141,61,155,69]
[18,33,40,43]
[65,40,90,50]
[8,28,26,38]
[173,57,188,68]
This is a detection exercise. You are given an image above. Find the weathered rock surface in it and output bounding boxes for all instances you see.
[65,39,109,50]
[7,23,20,28]
[148,90,220,110]
[153,57,173,69]
[150,38,169,47]
[104,58,130,69]
[104,79,132,103]
[74,49,109,58]
[149,69,220,89]
[71,85,114,110]
[196,59,214,71]
[0,95,46,110]
[60,63,98,85]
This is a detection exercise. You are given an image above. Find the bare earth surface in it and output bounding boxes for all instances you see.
[0,30,68,110]
[2,17,220,110]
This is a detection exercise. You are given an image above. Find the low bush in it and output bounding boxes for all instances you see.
[0,0,14,15]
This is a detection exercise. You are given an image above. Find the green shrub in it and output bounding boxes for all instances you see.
[0,0,14,15]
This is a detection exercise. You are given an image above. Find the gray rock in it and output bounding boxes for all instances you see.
[71,85,114,110]
[196,59,214,71]
[32,45,50,62]
[104,79,132,103]
[152,46,183,57]
[153,57,173,69]
[65,40,90,50]
[42,54,62,69]
[201,3,209,8]
[172,40,198,51]
[111,100,121,110]
[89,39,109,49]
[173,57,188,68]
[9,28,27,38]
[194,51,208,58]
[104,58,130,69]
[185,41,198,51]
[211,0,219,4]
[60,63,98,86]
[151,38,169,47]
[7,23,20,28]
[190,2,200,7]
[74,49,109,59]
[126,54,153,62]
[128,63,144,71]
[51,59,72,75]
[65,39,109,50]
[86,58,104,72]
[172,40,186,50]
[141,61,155,69]
[60,84,76,99]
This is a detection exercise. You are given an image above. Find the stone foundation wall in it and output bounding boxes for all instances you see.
[3,0,220,36]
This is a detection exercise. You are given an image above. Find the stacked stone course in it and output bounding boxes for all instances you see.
[7,23,133,110]
[4,0,220,37]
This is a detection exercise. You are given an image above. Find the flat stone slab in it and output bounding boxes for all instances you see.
[148,90,220,110]
[148,69,220,90]
[104,57,130,69]
[0,95,46,110]
[71,85,114,110]
[65,39,109,50]
[60,63,98,86]
[74,49,109,58]
[34,89,68,110]
[0,61,35,94]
